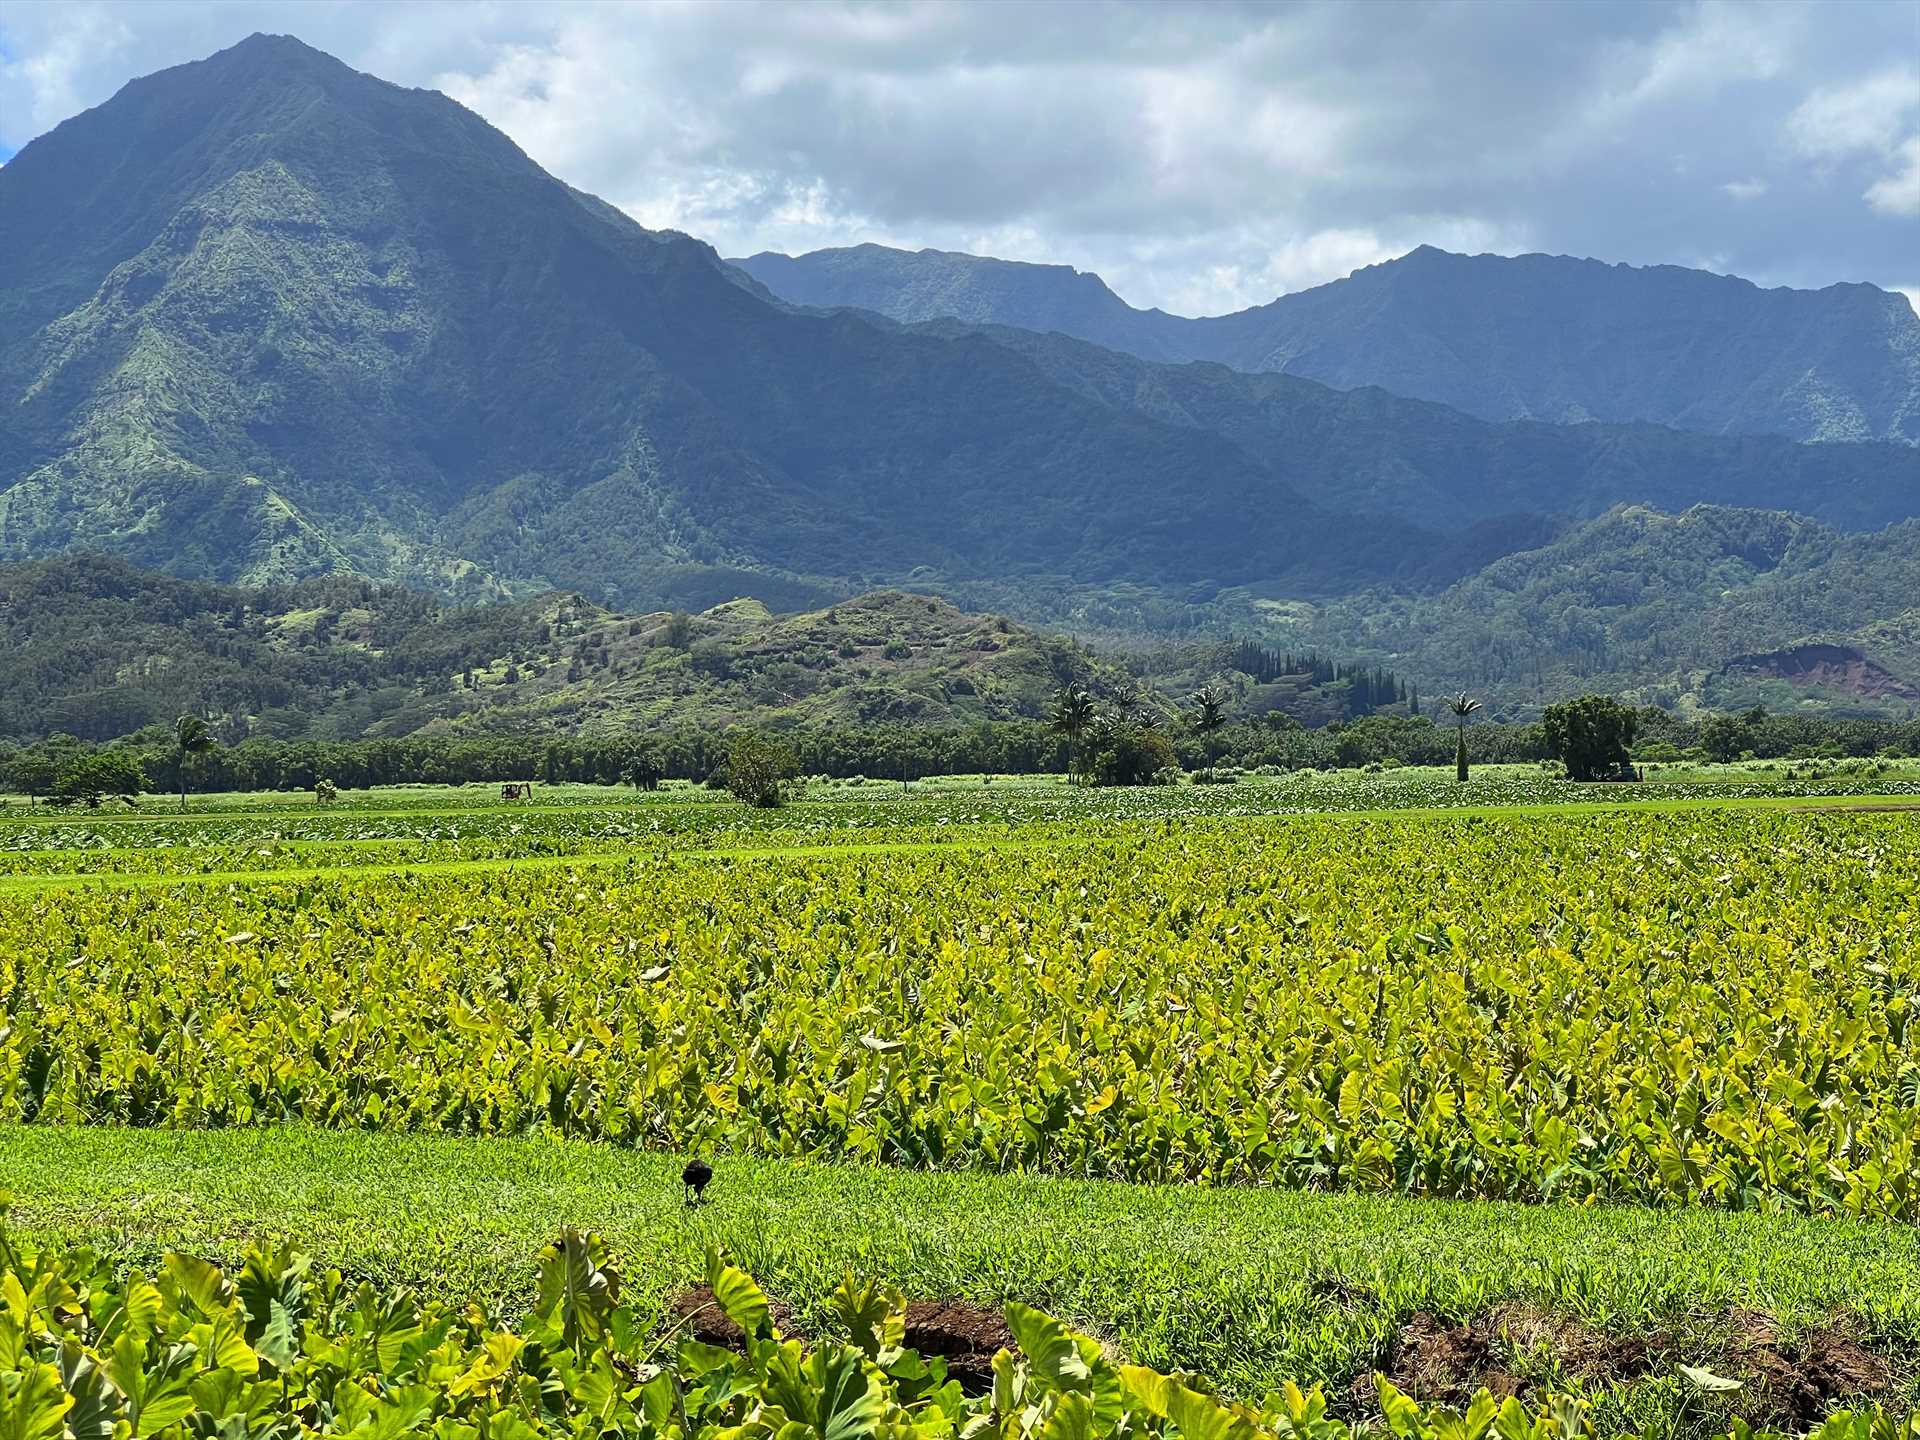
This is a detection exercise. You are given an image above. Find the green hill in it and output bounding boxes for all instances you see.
[0,555,1140,741]
[1274,506,1920,716]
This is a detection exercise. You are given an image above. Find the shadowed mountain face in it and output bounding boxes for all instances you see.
[735,244,1920,445]
[2,34,1916,627]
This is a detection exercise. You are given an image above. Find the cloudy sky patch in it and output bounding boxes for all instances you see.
[2,0,1915,313]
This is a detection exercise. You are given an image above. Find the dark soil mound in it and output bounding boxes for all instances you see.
[1729,1312,1894,1425]
[670,1285,797,1347]
[1373,1310,1525,1406]
[904,1300,1013,1393]
[1369,1303,1653,1408]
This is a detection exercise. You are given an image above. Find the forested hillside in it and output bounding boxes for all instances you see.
[0,556,1143,741]
[1290,506,1920,714]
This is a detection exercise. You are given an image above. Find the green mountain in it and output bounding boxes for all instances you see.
[946,323,1918,536]
[0,33,1401,608]
[0,554,1135,741]
[3,34,1915,627]
[1274,506,1920,716]
[735,244,1920,444]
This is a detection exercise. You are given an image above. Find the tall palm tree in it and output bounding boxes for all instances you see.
[173,714,215,811]
[1049,685,1096,784]
[1188,684,1231,736]
[1447,693,1482,783]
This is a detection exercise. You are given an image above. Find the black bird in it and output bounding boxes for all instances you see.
[682,1157,713,1206]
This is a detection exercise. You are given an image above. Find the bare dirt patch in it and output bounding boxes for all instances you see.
[669,1284,798,1347]
[903,1299,1014,1392]
[1374,1309,1525,1405]
[1366,1303,1653,1408]
[1361,1304,1899,1424]
[1727,1311,1894,1426]
[667,1287,1009,1392]
[1720,643,1920,702]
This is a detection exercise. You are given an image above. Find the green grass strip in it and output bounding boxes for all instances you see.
[5,1125,1916,1425]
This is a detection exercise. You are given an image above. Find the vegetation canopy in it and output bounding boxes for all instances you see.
[1543,697,1641,782]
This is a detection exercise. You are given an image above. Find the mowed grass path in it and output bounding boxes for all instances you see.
[6,1126,1918,1425]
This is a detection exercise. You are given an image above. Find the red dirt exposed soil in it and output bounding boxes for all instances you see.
[1721,644,1920,701]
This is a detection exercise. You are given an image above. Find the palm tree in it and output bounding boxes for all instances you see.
[1447,693,1482,783]
[1049,686,1096,784]
[1188,684,1231,735]
[173,714,215,811]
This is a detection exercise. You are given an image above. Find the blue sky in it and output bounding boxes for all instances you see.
[2,0,1915,314]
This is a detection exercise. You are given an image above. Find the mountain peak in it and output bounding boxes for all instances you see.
[132,29,375,102]
[221,31,334,61]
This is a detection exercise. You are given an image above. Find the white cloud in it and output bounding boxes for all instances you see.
[2,0,1916,314]
[1895,287,1920,317]
[1864,136,1920,216]
[1787,66,1919,158]
[1786,66,1920,223]
[1590,0,1795,122]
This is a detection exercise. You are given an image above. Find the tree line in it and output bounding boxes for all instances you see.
[4,699,1913,807]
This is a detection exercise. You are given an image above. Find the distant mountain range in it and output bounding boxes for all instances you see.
[735,244,1920,445]
[0,34,1916,718]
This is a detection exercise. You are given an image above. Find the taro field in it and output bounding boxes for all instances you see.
[2,772,1917,1438]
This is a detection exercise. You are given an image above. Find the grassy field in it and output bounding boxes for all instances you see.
[5,1125,1917,1434]
[4,769,1917,1434]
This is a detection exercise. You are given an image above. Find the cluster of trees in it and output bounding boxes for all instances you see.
[1049,686,1182,786]
[1215,644,1416,715]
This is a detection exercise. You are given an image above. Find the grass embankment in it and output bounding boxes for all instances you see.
[5,1126,1916,1433]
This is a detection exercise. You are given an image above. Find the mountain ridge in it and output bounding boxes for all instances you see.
[734,242,1920,444]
